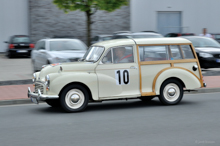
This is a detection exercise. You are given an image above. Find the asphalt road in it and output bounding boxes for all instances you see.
[0,93,219,146]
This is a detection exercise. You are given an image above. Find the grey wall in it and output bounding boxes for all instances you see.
[131,0,220,36]
[29,0,130,45]
[0,0,29,52]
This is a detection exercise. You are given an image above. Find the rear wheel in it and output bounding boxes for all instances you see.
[159,79,183,105]
[60,84,89,112]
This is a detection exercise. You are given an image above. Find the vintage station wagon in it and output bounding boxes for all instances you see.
[28,38,206,112]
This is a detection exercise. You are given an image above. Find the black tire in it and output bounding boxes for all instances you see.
[45,99,60,107]
[7,51,13,58]
[60,84,89,112]
[158,79,183,105]
[139,96,155,102]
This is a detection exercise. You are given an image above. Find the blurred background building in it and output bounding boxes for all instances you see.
[1,0,220,52]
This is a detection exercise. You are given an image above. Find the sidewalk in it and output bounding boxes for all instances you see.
[0,76,220,105]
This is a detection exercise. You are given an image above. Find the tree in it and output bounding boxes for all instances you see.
[53,0,128,46]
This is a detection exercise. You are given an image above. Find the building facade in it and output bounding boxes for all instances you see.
[131,0,220,36]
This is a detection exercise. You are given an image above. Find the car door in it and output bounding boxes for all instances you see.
[96,45,140,99]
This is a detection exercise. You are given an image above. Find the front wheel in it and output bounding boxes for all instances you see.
[159,79,183,105]
[60,85,89,112]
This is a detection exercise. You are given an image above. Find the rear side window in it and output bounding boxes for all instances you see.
[181,45,195,59]
[139,46,170,61]
[170,45,183,60]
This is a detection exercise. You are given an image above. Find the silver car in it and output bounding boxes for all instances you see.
[31,38,87,72]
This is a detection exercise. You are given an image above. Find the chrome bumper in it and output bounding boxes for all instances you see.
[27,87,59,104]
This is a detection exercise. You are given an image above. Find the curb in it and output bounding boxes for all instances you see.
[0,79,32,86]
[0,99,33,106]
[0,88,219,106]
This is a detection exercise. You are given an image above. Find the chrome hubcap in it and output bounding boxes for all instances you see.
[65,89,85,109]
[168,88,176,96]
[163,83,180,102]
[70,94,80,103]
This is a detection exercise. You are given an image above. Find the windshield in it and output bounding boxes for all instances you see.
[187,37,220,48]
[132,35,163,38]
[50,40,87,51]
[12,37,30,43]
[82,46,104,62]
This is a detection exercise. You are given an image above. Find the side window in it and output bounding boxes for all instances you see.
[113,46,134,63]
[139,46,170,61]
[170,45,183,60]
[102,49,113,64]
[39,41,45,50]
[181,45,195,59]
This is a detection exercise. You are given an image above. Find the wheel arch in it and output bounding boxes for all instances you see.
[58,82,93,101]
[154,68,201,94]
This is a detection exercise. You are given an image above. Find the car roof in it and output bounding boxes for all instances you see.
[132,32,162,35]
[133,38,191,45]
[180,36,211,39]
[97,35,113,37]
[94,38,191,48]
[39,38,82,42]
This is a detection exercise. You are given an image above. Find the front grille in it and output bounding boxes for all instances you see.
[213,54,220,59]
[35,83,44,94]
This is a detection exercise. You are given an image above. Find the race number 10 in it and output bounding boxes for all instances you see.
[115,69,130,85]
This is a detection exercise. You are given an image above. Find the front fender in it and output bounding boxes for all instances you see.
[154,68,202,94]
[48,72,98,100]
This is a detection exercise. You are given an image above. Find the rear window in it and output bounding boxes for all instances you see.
[12,37,30,43]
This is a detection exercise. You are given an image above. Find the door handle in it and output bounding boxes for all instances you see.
[130,66,137,69]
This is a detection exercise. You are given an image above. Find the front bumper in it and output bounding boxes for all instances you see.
[27,87,59,104]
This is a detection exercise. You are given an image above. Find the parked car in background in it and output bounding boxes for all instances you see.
[4,35,34,58]
[211,33,220,43]
[182,36,220,68]
[112,32,163,39]
[53,35,75,39]
[132,32,163,38]
[113,31,131,35]
[31,38,87,72]
[165,33,195,37]
[91,35,113,44]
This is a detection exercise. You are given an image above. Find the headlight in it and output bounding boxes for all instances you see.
[199,53,213,58]
[32,73,36,82]
[45,75,50,91]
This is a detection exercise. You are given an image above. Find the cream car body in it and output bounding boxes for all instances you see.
[28,38,205,112]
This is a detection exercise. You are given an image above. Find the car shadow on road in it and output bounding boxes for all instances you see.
[32,98,198,114]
